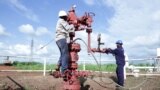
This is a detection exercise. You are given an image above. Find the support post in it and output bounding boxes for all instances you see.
[157,48,160,72]
[43,58,46,76]
[83,60,86,71]
[124,53,129,80]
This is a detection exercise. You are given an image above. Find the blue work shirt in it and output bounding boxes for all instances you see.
[107,47,125,66]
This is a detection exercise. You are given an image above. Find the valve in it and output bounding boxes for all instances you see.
[53,5,94,90]
[97,34,104,51]
[91,34,111,54]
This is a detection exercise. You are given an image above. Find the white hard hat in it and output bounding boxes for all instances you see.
[58,10,67,17]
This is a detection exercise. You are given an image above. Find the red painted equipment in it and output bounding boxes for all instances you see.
[53,5,96,90]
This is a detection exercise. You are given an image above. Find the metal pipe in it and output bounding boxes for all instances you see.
[88,31,91,53]
[43,58,46,76]
[0,70,52,72]
[86,28,92,53]
[126,73,160,76]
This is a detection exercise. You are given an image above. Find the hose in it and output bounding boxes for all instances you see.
[36,39,54,52]
[72,38,101,71]
[73,38,155,90]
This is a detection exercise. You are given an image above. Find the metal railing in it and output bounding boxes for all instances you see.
[0,55,160,76]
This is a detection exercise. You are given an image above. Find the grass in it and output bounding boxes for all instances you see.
[12,61,116,71]
[12,61,153,72]
[12,61,56,70]
[78,64,117,72]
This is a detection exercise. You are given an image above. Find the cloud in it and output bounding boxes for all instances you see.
[35,27,50,36]
[152,10,160,21]
[12,44,49,56]
[83,0,95,5]
[11,44,30,55]
[131,33,159,47]
[0,24,11,36]
[101,0,160,58]
[19,24,35,35]
[83,0,111,6]
[1,0,160,63]
[0,42,55,63]
[18,24,50,37]
[84,0,160,58]
[0,42,5,49]
[34,44,49,55]
[0,42,10,55]
[0,43,30,56]
[9,0,39,22]
[0,43,50,56]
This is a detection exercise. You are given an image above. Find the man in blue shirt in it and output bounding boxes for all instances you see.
[105,40,125,86]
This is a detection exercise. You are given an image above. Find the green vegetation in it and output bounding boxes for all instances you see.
[13,61,56,70]
[13,61,154,72]
[12,61,116,71]
[78,64,116,72]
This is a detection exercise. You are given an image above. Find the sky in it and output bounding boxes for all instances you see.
[0,0,160,63]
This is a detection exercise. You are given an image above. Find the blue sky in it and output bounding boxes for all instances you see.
[0,0,160,63]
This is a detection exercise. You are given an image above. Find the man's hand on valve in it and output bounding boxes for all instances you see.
[102,48,107,53]
[102,48,112,54]
[91,48,97,52]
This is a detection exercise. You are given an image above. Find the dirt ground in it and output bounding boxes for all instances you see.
[0,65,160,90]
[0,65,16,70]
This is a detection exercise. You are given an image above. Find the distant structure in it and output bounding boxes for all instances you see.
[3,56,12,66]
[30,38,34,62]
[157,48,160,72]
[124,53,129,79]
[157,48,160,57]
[125,53,129,67]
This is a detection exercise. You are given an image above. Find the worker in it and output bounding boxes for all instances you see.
[104,40,125,86]
[55,10,75,74]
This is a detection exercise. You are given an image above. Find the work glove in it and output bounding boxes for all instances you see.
[102,48,111,54]
[91,48,97,52]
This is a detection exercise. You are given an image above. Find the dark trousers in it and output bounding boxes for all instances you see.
[56,38,69,74]
[116,65,124,86]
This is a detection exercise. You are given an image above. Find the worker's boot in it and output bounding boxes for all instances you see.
[62,69,70,81]
[55,64,60,71]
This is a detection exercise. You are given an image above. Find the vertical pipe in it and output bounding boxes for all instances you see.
[157,48,160,72]
[43,58,46,76]
[124,53,129,80]
[124,66,126,80]
[157,48,160,57]
[87,31,91,53]
[30,38,34,62]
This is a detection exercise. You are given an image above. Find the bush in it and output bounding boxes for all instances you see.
[13,61,43,70]
[12,61,116,71]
